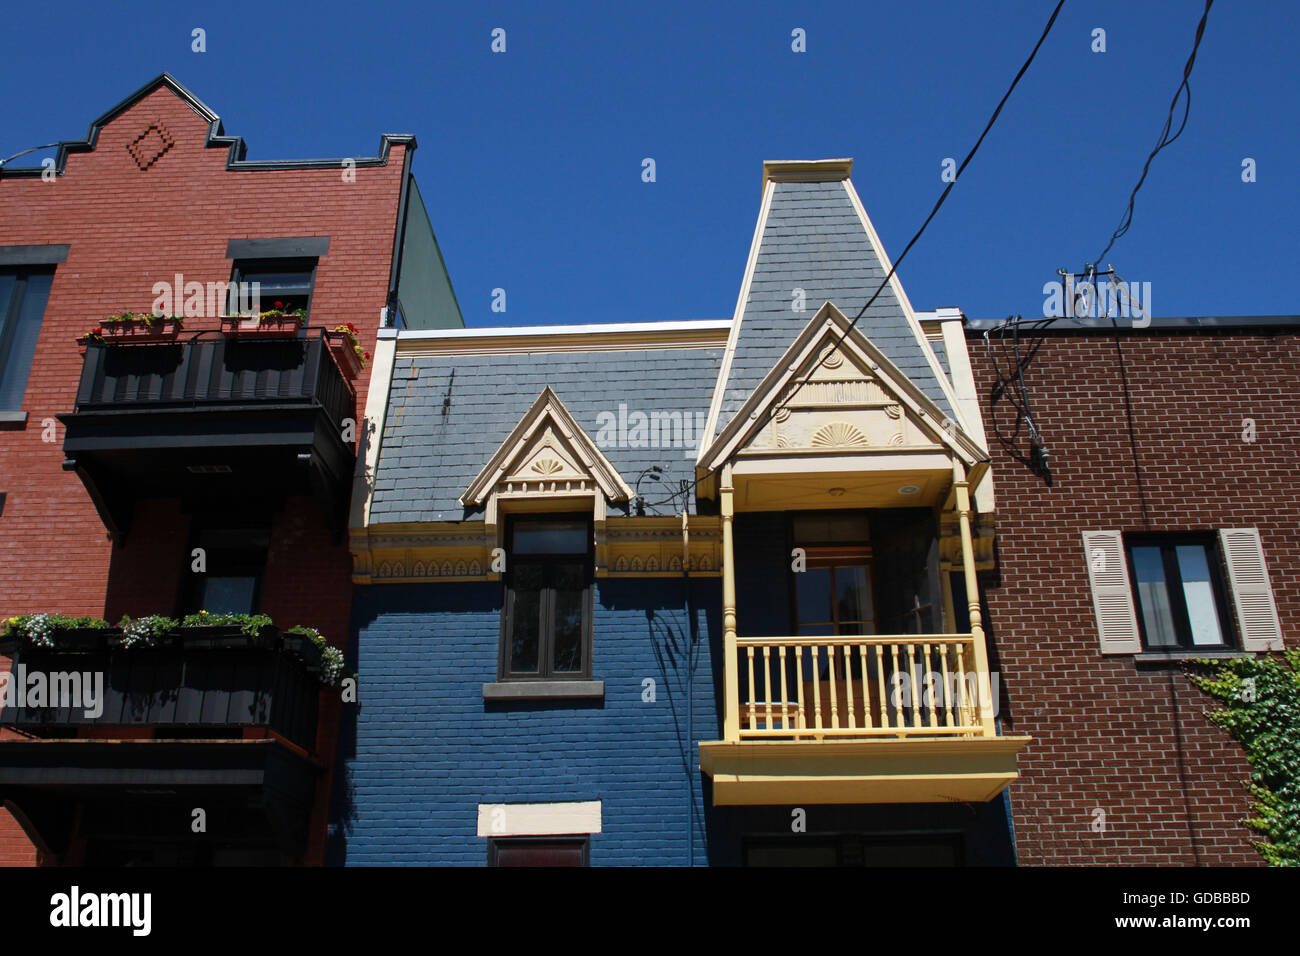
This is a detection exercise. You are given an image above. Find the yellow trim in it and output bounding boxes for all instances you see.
[698,736,1031,805]
[349,333,397,532]
[700,301,988,471]
[461,387,634,506]
[761,158,854,192]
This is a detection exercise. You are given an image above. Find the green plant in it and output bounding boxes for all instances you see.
[2,613,110,647]
[116,614,177,649]
[258,301,306,325]
[1188,650,1300,866]
[180,611,274,636]
[284,625,346,687]
[103,311,183,328]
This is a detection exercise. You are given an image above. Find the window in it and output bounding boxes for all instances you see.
[500,515,593,679]
[488,837,589,867]
[0,267,54,410]
[231,258,316,320]
[1125,535,1233,650]
[791,513,875,636]
[184,524,271,615]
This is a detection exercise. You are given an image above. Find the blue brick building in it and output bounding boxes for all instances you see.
[334,159,1029,866]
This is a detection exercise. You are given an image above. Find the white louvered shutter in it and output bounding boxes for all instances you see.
[1219,529,1283,652]
[1081,531,1142,654]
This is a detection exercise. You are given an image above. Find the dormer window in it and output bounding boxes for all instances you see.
[500,515,593,679]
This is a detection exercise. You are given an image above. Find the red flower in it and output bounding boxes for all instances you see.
[274,301,284,309]
[92,327,104,335]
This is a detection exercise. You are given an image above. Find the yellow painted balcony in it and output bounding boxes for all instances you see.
[699,633,1030,806]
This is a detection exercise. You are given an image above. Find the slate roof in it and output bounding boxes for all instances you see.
[712,179,954,438]
[369,345,723,523]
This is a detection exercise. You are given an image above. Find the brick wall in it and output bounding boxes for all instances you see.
[0,78,407,865]
[968,327,1300,865]
[337,577,719,866]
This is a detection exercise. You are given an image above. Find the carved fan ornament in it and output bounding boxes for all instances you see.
[809,421,869,448]
[530,457,564,476]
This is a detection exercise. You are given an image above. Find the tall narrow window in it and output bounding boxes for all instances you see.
[501,515,593,679]
[791,513,875,636]
[0,268,54,410]
[1125,535,1232,650]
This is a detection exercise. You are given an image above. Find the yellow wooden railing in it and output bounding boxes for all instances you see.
[733,634,994,740]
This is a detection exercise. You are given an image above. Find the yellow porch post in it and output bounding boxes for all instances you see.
[955,479,997,737]
[720,463,740,741]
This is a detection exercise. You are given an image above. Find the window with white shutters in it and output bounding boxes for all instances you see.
[1219,529,1284,652]
[1082,531,1142,654]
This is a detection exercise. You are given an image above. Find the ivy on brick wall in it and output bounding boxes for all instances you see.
[1189,650,1300,866]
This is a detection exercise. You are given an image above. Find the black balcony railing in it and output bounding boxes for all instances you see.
[0,645,320,750]
[72,329,353,424]
[60,329,357,539]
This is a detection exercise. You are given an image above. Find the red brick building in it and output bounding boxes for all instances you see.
[967,315,1298,865]
[0,74,461,865]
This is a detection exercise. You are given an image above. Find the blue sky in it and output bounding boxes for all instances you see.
[2,0,1295,325]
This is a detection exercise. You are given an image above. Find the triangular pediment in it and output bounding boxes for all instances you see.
[698,302,989,470]
[461,387,634,506]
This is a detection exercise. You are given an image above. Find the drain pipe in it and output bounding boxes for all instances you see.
[682,508,694,867]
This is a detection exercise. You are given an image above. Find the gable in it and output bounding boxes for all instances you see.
[461,387,633,507]
[700,302,987,471]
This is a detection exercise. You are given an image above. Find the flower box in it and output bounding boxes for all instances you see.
[220,314,304,338]
[324,331,364,381]
[172,624,278,650]
[281,632,326,672]
[7,627,113,653]
[107,631,177,651]
[77,316,182,353]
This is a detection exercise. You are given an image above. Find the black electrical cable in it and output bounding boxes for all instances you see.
[645,1,1068,513]
[985,0,1216,483]
[0,143,61,169]
[1092,0,1214,269]
[780,0,1066,407]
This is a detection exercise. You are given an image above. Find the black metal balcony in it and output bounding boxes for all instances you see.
[59,329,356,540]
[0,642,320,748]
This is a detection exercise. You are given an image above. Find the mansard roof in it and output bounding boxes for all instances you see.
[367,322,728,523]
[704,160,958,442]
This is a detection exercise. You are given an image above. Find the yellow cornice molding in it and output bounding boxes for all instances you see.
[351,515,724,583]
[762,158,854,192]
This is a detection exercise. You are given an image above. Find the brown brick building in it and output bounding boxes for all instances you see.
[967,315,1298,865]
[0,74,462,865]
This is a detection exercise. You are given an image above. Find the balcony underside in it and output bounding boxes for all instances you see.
[0,739,320,858]
[58,334,357,540]
[699,736,1031,806]
[60,405,353,539]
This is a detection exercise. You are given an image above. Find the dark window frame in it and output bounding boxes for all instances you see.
[0,265,55,411]
[182,521,272,617]
[487,835,590,867]
[498,513,594,681]
[229,257,318,322]
[1124,532,1236,652]
[787,511,876,637]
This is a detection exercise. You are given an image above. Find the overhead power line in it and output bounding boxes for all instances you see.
[781,0,1067,405]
